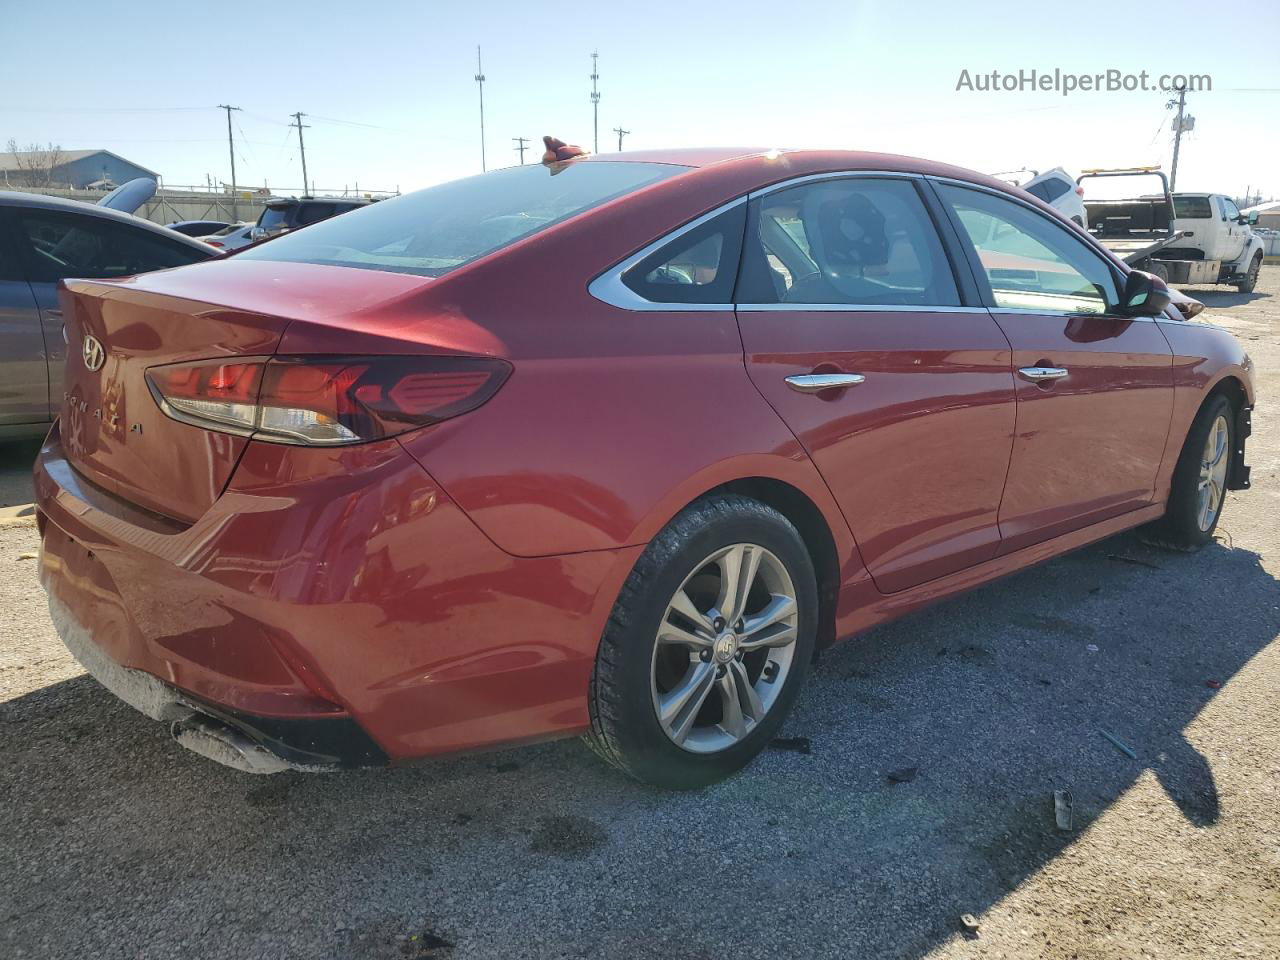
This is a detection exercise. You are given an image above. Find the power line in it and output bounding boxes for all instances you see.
[290,111,311,196]
[613,126,630,151]
[513,136,530,164]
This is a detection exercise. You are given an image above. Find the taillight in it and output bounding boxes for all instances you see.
[1075,185,1085,197]
[146,355,510,445]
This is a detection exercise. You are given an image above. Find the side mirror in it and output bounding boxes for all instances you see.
[1247,211,1259,225]
[1121,270,1172,317]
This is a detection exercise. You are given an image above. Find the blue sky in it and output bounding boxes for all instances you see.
[3,0,1278,198]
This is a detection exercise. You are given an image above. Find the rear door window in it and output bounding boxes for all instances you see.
[737,177,960,306]
[620,206,746,304]
[17,212,208,283]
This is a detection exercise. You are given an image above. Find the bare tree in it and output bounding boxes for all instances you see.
[5,139,65,187]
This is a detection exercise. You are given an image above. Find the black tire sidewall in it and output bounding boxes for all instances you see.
[602,501,817,788]
[1165,394,1233,547]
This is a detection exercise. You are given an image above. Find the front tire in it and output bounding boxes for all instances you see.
[585,495,817,788]
[1143,393,1234,551]
[1236,253,1262,293]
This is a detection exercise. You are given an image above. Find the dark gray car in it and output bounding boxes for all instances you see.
[0,192,216,439]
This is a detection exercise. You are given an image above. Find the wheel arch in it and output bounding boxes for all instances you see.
[639,471,851,652]
[1202,375,1252,491]
[1207,373,1249,411]
[714,477,842,650]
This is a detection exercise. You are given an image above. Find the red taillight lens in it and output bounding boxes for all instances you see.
[1075,185,1085,197]
[146,355,510,445]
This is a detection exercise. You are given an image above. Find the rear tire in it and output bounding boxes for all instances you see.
[1236,253,1262,293]
[1147,260,1170,283]
[585,494,817,789]
[1141,393,1234,551]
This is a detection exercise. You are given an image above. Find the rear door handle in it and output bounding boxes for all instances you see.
[785,373,866,393]
[1017,366,1069,382]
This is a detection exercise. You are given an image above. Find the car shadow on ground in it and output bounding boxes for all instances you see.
[2,529,1278,959]
[1179,286,1271,308]
[0,439,40,509]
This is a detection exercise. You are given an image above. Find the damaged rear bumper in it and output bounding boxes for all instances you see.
[49,593,387,774]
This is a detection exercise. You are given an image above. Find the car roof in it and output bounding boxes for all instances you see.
[265,196,370,207]
[582,147,1027,198]
[0,191,215,250]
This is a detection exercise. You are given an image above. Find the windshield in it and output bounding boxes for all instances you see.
[1172,196,1213,218]
[236,161,686,277]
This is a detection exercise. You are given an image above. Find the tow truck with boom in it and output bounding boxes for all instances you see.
[1078,166,1265,293]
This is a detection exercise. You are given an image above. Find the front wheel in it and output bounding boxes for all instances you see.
[1143,394,1234,551]
[1236,253,1262,293]
[585,495,817,788]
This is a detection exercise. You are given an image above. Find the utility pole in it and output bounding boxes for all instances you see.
[290,111,311,196]
[590,51,601,153]
[513,136,530,164]
[1167,84,1188,192]
[475,46,487,172]
[613,126,630,151]
[218,104,241,219]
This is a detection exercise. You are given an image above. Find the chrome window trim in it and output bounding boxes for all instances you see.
[746,169,923,200]
[987,307,1159,323]
[736,303,979,313]
[587,197,745,312]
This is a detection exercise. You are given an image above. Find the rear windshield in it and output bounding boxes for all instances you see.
[236,161,686,277]
[1172,196,1213,218]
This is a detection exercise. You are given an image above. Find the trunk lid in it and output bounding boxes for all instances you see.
[57,259,432,523]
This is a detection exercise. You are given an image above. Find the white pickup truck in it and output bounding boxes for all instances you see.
[1079,168,1265,293]
[1159,193,1265,292]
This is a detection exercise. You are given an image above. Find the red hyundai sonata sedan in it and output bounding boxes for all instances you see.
[35,148,1253,787]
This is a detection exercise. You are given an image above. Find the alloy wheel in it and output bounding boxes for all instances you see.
[650,543,799,754]
[1197,414,1230,531]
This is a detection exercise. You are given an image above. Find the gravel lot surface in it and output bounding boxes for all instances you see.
[2,270,1278,959]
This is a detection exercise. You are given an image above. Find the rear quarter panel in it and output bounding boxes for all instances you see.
[391,162,860,570]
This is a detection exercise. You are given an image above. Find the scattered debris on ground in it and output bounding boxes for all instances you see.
[886,767,918,784]
[1099,729,1138,760]
[770,736,812,754]
[1106,554,1162,570]
[1053,790,1074,831]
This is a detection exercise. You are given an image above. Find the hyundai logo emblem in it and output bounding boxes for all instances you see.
[82,335,105,372]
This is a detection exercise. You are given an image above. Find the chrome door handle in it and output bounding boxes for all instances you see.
[1017,366,1069,382]
[785,373,866,393]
